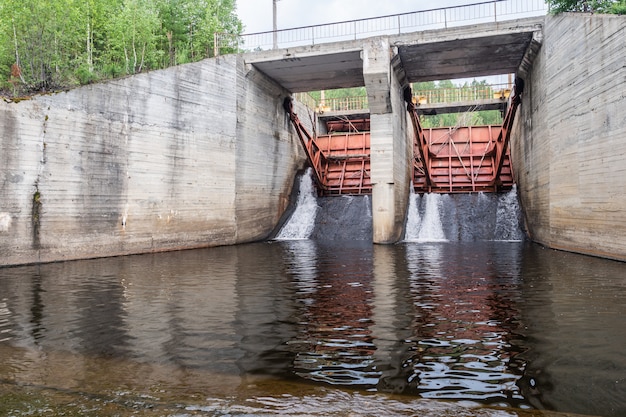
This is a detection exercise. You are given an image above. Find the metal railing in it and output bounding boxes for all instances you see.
[414,83,512,104]
[317,96,369,113]
[215,0,547,55]
[297,83,513,113]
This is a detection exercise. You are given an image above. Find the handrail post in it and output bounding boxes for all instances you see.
[494,1,498,23]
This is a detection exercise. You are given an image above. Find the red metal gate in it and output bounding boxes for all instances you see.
[284,77,523,196]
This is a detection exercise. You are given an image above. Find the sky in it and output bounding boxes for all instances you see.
[236,0,479,34]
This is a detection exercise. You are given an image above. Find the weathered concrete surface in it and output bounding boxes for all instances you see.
[512,13,626,261]
[0,55,306,267]
[244,17,543,92]
[364,38,412,244]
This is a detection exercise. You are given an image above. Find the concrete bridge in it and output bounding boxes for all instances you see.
[1,12,625,266]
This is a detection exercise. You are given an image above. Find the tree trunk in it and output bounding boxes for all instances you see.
[12,19,26,83]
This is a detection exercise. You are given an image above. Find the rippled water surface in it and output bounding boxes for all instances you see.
[1,241,625,416]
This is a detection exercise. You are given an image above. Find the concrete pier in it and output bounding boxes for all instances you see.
[363,38,412,243]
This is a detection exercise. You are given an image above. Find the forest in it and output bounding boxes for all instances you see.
[0,0,242,96]
[1,0,623,98]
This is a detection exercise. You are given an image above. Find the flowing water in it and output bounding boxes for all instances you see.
[404,187,525,243]
[275,168,318,240]
[1,183,625,417]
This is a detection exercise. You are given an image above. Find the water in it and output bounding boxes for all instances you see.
[405,193,447,242]
[276,170,372,241]
[1,188,625,416]
[275,168,318,240]
[1,241,625,416]
[405,188,525,242]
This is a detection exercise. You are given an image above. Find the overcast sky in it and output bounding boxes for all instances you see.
[236,0,478,34]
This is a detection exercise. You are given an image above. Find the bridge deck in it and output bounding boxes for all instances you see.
[245,17,543,92]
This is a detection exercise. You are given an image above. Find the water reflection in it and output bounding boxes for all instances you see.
[0,241,625,416]
[402,243,526,405]
[285,240,378,386]
[518,247,626,416]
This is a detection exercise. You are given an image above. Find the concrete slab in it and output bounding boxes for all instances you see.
[393,17,544,81]
[243,17,544,93]
[246,48,364,93]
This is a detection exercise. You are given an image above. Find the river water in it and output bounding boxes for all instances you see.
[1,189,625,416]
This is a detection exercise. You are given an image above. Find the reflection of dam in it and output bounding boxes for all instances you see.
[285,240,378,386]
[264,240,530,407]
[400,243,526,401]
[1,241,625,414]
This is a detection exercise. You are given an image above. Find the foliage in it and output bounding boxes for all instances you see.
[547,0,625,13]
[0,0,243,96]
[610,0,626,13]
[308,87,366,102]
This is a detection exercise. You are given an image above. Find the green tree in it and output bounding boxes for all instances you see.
[156,0,242,66]
[0,0,242,96]
[547,0,621,13]
[104,0,160,75]
[610,0,626,13]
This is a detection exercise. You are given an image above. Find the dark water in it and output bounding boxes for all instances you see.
[1,240,625,416]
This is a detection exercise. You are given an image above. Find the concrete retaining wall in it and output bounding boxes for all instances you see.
[0,55,305,267]
[512,13,626,261]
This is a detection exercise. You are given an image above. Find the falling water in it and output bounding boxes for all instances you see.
[495,185,526,241]
[404,187,525,242]
[405,193,447,242]
[275,169,318,240]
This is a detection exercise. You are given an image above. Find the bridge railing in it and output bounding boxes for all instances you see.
[415,83,513,104]
[296,83,513,113]
[215,0,547,55]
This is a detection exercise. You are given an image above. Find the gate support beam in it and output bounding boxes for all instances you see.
[364,39,412,244]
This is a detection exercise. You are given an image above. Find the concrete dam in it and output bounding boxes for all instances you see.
[1,12,625,266]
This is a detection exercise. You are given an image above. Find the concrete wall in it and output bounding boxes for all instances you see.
[0,55,305,267]
[512,13,626,261]
[364,37,412,244]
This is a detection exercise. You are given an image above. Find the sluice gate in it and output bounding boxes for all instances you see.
[406,80,523,193]
[284,97,371,196]
[284,79,523,196]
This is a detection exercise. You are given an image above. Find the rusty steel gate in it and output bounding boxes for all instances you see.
[284,78,523,196]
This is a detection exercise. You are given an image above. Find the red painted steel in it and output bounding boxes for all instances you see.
[412,125,514,193]
[325,118,370,133]
[284,97,371,196]
[314,132,371,195]
[285,78,523,196]
[407,80,523,193]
